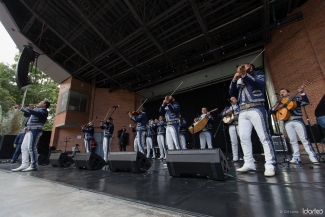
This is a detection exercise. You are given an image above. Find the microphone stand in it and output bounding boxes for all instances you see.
[214,115,229,160]
[64,137,71,153]
[301,102,324,162]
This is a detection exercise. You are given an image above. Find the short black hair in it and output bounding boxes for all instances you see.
[108,117,113,121]
[44,100,50,108]
[141,107,146,112]
[280,88,290,93]
[245,63,256,71]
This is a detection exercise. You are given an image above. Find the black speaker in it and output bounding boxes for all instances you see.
[107,151,151,173]
[0,135,17,159]
[38,154,50,165]
[15,45,37,89]
[74,153,106,170]
[166,148,229,181]
[49,153,74,167]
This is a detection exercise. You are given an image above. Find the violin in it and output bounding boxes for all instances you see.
[164,95,175,104]
[126,111,141,117]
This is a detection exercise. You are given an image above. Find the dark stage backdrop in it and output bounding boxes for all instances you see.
[144,80,271,154]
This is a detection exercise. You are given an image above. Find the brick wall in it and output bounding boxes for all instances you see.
[265,0,325,124]
[50,77,139,152]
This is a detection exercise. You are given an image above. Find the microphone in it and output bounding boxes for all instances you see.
[112,105,120,108]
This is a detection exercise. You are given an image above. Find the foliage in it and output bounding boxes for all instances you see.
[0,55,59,132]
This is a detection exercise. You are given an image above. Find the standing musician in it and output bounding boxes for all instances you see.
[82,122,94,153]
[155,116,167,159]
[100,118,114,161]
[195,108,214,149]
[230,63,276,177]
[270,88,319,164]
[179,114,187,149]
[128,108,147,154]
[146,120,156,159]
[220,96,240,161]
[159,95,182,150]
[12,100,50,172]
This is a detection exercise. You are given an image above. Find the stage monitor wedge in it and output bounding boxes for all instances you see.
[107,151,151,173]
[74,153,106,170]
[166,148,229,181]
[49,153,74,167]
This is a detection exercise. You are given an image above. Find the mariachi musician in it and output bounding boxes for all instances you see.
[269,87,319,164]
[194,107,214,149]
[179,114,187,149]
[229,63,276,177]
[100,117,114,161]
[220,96,240,161]
[159,95,182,150]
[82,122,94,153]
[128,108,147,155]
[155,116,167,159]
[146,120,156,159]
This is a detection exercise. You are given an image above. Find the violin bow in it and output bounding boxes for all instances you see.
[249,48,266,65]
[170,81,183,96]
[136,98,148,112]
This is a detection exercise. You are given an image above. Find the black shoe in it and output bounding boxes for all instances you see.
[9,160,16,164]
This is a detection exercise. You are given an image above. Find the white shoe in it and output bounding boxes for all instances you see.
[264,169,275,177]
[22,167,37,172]
[311,160,320,165]
[236,166,255,172]
[11,167,28,172]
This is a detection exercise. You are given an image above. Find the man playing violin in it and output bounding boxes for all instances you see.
[229,63,276,177]
[82,122,94,153]
[100,118,114,161]
[270,88,319,164]
[195,108,214,149]
[12,100,50,172]
[179,114,187,149]
[128,108,147,155]
[159,95,182,150]
[220,96,240,161]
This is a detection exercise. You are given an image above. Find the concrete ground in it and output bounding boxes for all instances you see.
[0,170,191,217]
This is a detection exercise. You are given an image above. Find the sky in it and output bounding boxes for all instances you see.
[0,21,19,66]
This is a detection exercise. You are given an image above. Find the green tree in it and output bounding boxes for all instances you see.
[1,55,59,131]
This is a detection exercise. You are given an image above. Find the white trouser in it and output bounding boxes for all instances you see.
[179,134,187,149]
[21,130,42,168]
[146,137,155,158]
[285,119,317,161]
[84,139,91,153]
[134,135,139,152]
[229,125,239,160]
[199,131,213,149]
[238,107,276,170]
[166,124,181,150]
[157,134,166,158]
[103,136,112,161]
[135,131,146,154]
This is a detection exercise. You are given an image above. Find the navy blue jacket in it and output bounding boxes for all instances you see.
[131,112,147,131]
[200,114,214,131]
[179,118,187,134]
[155,120,166,134]
[159,102,180,122]
[82,126,94,139]
[21,107,48,127]
[100,122,114,137]
[146,124,156,137]
[229,70,266,105]
[14,132,25,145]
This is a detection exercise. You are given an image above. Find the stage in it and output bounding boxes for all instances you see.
[1,154,325,217]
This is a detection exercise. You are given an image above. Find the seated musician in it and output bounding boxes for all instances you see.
[220,96,240,161]
[194,107,214,149]
[270,88,319,164]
